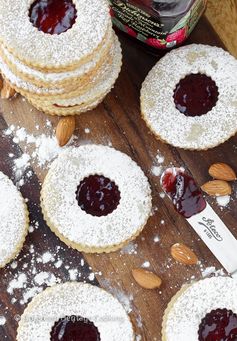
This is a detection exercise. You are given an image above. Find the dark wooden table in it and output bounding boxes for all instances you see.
[0,2,237,339]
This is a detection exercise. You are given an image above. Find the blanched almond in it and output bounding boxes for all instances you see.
[171,243,198,265]
[209,163,236,181]
[201,180,232,196]
[132,268,162,289]
[56,116,76,147]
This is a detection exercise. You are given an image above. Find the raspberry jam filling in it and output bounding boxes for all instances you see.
[50,315,100,341]
[161,168,206,218]
[173,73,219,117]
[76,175,121,217]
[29,0,77,35]
[198,309,237,341]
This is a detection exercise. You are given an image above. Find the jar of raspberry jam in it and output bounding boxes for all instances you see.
[109,0,207,49]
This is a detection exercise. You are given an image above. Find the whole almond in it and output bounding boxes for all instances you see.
[171,243,198,265]
[209,163,236,181]
[132,268,162,289]
[201,180,232,196]
[56,116,76,147]
[1,80,16,99]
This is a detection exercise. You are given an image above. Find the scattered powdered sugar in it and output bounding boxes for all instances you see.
[142,261,150,268]
[156,153,165,164]
[4,238,98,307]
[34,272,58,287]
[68,269,78,281]
[7,273,27,295]
[109,288,133,314]
[0,316,6,326]
[41,252,54,264]
[201,265,225,278]
[54,260,63,269]
[21,287,43,305]
[159,192,165,199]
[151,166,163,177]
[3,125,75,187]
[84,128,91,134]
[120,242,138,255]
[216,195,231,208]
[88,273,95,281]
[10,261,18,270]
[151,150,165,177]
[154,235,160,243]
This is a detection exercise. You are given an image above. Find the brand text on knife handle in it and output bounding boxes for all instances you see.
[198,217,223,241]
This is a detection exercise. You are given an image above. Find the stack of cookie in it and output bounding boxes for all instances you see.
[0,0,122,116]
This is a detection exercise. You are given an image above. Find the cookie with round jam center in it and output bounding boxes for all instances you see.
[51,316,100,341]
[198,309,237,341]
[173,73,219,117]
[29,0,77,35]
[76,175,121,217]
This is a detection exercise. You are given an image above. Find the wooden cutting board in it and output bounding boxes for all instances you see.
[0,1,237,340]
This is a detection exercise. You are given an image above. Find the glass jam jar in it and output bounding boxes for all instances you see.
[109,0,207,49]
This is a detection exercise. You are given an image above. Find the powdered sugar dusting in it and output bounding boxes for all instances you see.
[5,241,98,306]
[17,282,134,341]
[216,195,231,208]
[42,145,152,250]
[3,125,75,187]
[0,316,6,326]
[0,0,110,68]
[141,44,237,150]
[151,150,165,177]
[0,172,28,267]
[164,277,236,341]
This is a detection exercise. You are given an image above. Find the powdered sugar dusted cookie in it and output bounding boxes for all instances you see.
[162,277,237,341]
[41,145,152,253]
[0,171,29,267]
[17,282,135,340]
[0,0,111,70]
[141,44,237,150]
[0,0,122,116]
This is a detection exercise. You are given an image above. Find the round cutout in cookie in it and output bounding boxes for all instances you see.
[0,171,29,268]
[141,44,237,150]
[17,282,135,341]
[41,145,152,253]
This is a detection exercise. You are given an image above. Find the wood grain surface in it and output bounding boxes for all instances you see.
[0,3,237,341]
[206,0,237,57]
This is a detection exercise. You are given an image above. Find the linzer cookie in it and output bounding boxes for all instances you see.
[0,0,110,70]
[0,0,122,116]
[17,282,135,340]
[141,44,237,150]
[0,171,29,268]
[162,277,237,341]
[40,145,152,253]
[0,34,121,100]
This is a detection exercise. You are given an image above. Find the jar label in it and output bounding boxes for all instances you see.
[109,0,207,49]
